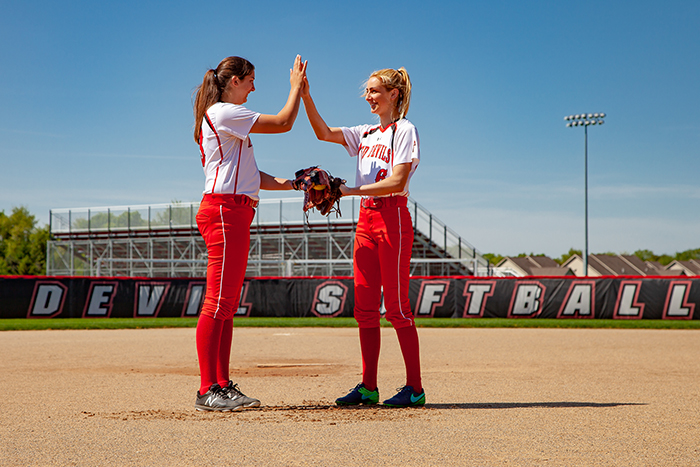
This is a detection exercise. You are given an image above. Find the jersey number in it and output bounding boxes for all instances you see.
[375,169,388,183]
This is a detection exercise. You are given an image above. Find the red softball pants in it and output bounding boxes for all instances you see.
[353,197,415,329]
[196,194,256,320]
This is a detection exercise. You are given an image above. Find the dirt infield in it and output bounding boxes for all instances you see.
[1,326,699,466]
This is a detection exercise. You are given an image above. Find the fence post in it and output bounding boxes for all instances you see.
[429,214,432,244]
[414,202,418,232]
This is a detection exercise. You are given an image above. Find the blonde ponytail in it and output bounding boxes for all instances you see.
[365,67,412,120]
[395,67,411,119]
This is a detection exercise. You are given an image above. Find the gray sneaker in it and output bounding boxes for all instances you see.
[195,384,243,412]
[221,381,261,408]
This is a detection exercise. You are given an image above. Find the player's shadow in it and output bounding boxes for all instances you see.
[424,401,647,410]
[261,401,647,411]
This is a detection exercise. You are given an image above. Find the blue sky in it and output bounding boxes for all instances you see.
[1,1,698,258]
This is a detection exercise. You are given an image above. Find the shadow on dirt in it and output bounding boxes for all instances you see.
[424,401,647,409]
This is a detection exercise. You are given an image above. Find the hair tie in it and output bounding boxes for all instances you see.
[213,70,218,80]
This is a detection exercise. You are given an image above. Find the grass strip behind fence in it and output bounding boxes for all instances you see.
[1,317,699,332]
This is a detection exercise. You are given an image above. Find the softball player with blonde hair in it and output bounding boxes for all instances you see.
[191,54,306,411]
[302,67,425,407]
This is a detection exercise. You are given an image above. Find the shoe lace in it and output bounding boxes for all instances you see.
[226,382,246,397]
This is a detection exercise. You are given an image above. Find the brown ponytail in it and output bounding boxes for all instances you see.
[193,56,255,142]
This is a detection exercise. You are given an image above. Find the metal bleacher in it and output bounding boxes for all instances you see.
[47,196,489,278]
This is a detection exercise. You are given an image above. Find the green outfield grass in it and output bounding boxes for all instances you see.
[1,317,699,331]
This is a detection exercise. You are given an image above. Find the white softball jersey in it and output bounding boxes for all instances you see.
[341,118,420,197]
[199,102,262,199]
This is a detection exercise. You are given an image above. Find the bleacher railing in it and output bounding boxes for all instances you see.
[49,196,489,275]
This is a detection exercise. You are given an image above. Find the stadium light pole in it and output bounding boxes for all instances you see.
[564,113,605,277]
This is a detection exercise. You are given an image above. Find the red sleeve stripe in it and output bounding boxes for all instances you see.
[204,112,225,193]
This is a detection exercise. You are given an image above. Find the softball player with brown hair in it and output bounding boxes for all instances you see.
[191,54,306,411]
[302,67,425,407]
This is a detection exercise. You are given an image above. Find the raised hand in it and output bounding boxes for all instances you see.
[290,54,308,90]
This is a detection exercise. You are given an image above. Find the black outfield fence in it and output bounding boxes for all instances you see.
[1,275,698,320]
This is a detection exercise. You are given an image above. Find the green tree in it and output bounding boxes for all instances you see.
[634,249,657,262]
[153,200,196,228]
[516,252,547,258]
[0,207,51,275]
[72,210,147,230]
[556,248,582,265]
[675,248,700,262]
[483,253,504,265]
[634,249,695,266]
